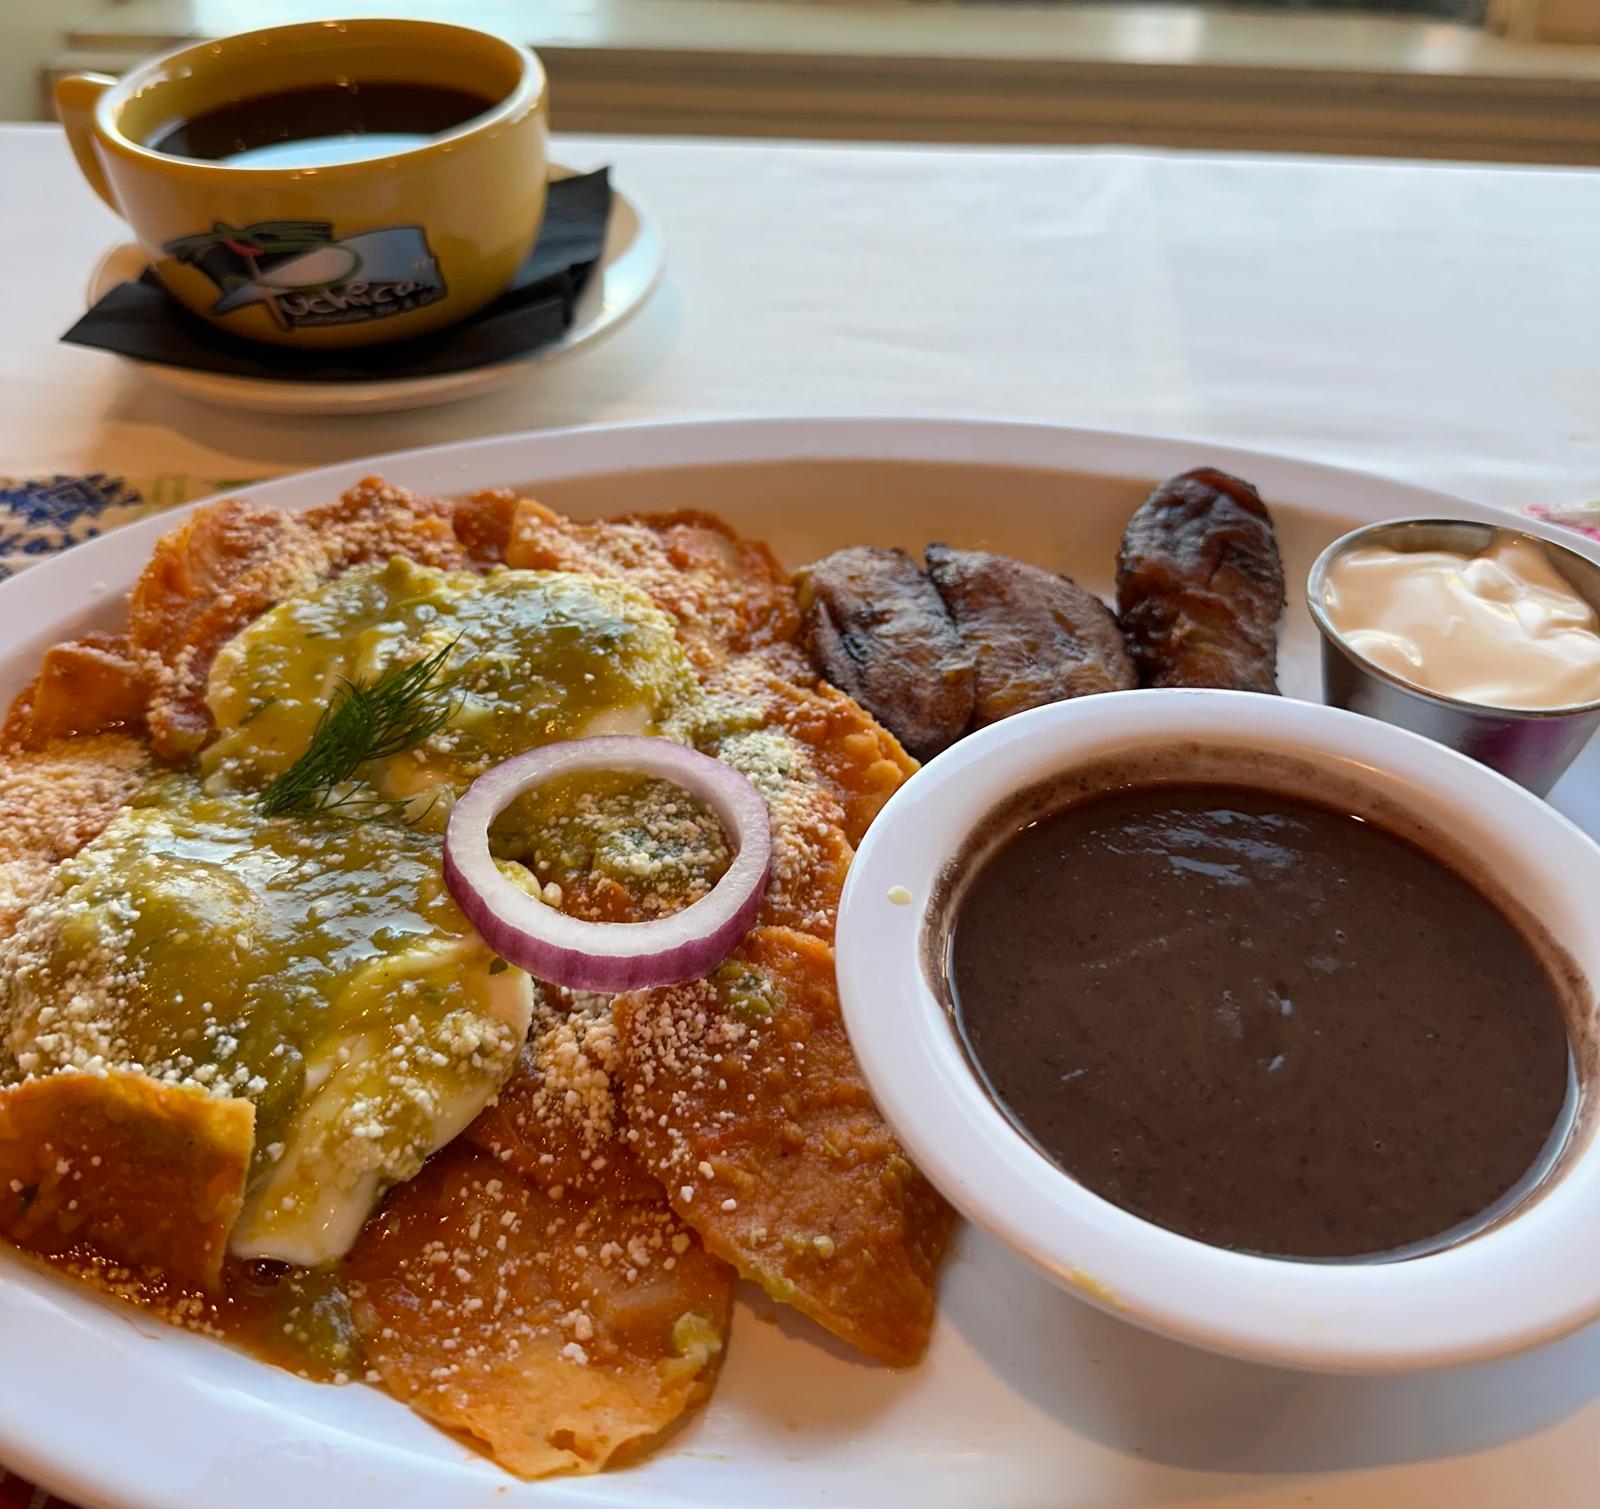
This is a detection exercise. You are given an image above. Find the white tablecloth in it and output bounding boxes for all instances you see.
[3,123,1599,508]
[4,121,1600,1509]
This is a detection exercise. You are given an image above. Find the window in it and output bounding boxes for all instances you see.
[22,0,1600,161]
[1066,0,1485,12]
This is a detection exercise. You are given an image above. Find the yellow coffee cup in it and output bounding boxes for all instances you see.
[55,19,549,349]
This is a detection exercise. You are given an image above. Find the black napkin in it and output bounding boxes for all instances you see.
[60,169,612,384]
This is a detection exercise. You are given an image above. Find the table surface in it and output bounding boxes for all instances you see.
[3,122,1600,1509]
[3,121,1599,509]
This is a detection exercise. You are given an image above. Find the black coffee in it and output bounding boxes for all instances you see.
[148,82,499,168]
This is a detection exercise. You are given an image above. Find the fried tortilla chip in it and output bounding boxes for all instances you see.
[694,660,914,937]
[705,656,915,845]
[0,485,954,1464]
[130,480,467,757]
[708,725,855,940]
[300,475,466,575]
[466,985,660,1202]
[0,1068,254,1288]
[507,504,799,666]
[130,498,307,664]
[3,632,148,751]
[451,488,522,569]
[0,733,148,939]
[345,1142,733,1479]
[616,927,952,1366]
[759,679,914,845]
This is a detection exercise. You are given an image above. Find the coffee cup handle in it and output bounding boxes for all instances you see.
[54,73,121,215]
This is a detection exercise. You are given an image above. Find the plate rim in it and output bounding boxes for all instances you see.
[0,415,1584,1509]
[5,414,1567,726]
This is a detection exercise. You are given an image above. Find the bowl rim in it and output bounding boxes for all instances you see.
[1305,516,1600,719]
[835,688,1600,1372]
[91,18,547,181]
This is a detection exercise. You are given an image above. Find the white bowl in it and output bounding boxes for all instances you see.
[836,689,1600,1373]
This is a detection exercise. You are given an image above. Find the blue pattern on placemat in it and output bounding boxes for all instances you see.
[0,472,266,581]
[0,473,147,581]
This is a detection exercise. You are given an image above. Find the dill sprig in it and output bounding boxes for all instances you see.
[257,640,458,820]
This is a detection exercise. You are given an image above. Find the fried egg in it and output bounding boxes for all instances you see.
[0,775,531,1266]
[203,556,702,806]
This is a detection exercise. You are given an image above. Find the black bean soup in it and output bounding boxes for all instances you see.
[947,783,1575,1260]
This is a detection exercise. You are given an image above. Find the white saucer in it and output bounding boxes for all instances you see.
[83,165,665,416]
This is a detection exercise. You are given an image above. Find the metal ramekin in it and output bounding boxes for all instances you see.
[1307,518,1600,796]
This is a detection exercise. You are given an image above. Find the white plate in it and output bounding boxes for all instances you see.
[2,418,1598,1509]
[81,166,664,417]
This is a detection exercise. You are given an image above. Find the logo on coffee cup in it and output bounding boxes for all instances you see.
[163,220,446,330]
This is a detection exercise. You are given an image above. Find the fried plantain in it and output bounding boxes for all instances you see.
[925,545,1134,725]
[1116,467,1286,693]
[794,546,974,760]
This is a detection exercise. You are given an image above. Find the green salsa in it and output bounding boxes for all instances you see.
[204,557,702,804]
[0,774,531,1265]
[492,772,732,919]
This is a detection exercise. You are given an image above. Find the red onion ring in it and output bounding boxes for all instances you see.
[443,735,773,992]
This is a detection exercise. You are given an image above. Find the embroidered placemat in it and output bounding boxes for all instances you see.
[1525,502,1600,544]
[0,471,264,580]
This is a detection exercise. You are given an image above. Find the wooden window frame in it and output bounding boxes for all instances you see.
[1489,0,1600,43]
[47,0,1600,164]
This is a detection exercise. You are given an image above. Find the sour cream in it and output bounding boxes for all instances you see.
[1323,538,1600,710]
